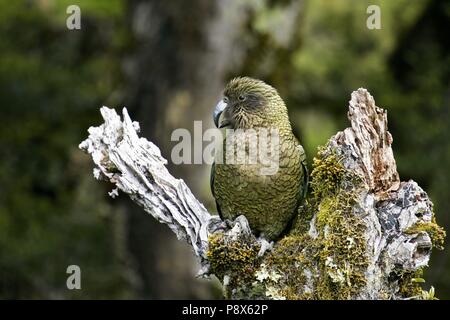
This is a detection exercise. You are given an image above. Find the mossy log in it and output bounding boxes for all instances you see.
[79,88,445,299]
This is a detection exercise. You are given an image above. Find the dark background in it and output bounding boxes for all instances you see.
[0,0,449,299]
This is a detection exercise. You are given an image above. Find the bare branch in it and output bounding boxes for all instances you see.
[79,107,224,261]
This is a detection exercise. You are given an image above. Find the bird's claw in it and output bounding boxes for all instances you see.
[257,237,274,257]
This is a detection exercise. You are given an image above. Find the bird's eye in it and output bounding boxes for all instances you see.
[238,95,246,101]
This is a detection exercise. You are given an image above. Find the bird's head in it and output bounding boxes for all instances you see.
[213,77,290,130]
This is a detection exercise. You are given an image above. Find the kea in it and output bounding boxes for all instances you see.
[211,77,308,240]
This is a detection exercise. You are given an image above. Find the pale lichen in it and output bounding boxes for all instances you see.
[255,264,282,283]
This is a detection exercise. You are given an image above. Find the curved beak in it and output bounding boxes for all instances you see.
[213,100,228,128]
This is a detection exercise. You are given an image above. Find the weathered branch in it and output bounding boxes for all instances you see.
[78,108,223,261]
[79,89,445,299]
[315,89,444,299]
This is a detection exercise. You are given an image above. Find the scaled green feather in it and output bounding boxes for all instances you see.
[211,77,308,240]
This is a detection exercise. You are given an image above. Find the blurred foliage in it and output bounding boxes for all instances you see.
[0,0,132,298]
[0,0,448,299]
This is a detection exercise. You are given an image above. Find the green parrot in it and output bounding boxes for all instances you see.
[211,77,308,240]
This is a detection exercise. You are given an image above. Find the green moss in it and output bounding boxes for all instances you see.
[310,147,346,200]
[293,147,349,235]
[396,269,424,298]
[420,286,438,300]
[264,235,315,300]
[207,232,260,289]
[314,194,368,299]
[288,146,368,299]
[292,200,315,235]
[267,235,311,269]
[395,268,441,299]
[308,147,368,299]
[405,220,446,250]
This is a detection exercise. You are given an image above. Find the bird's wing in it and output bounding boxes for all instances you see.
[210,161,223,219]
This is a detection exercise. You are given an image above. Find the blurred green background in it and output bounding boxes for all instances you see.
[0,0,448,299]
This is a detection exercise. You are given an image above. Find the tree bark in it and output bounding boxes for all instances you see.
[79,88,445,300]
